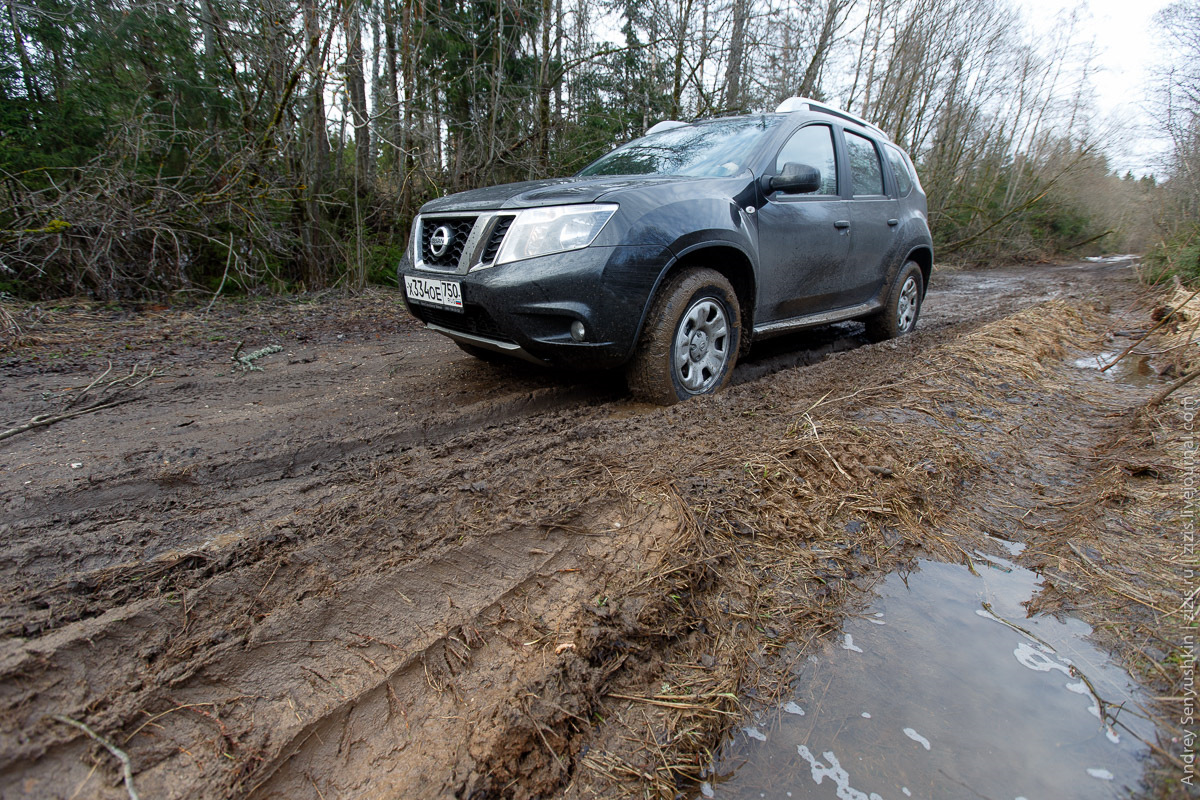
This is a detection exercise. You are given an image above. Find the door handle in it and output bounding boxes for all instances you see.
[887,219,900,226]
[834,220,851,229]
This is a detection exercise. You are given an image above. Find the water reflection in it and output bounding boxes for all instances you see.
[709,556,1153,799]
[1072,351,1162,386]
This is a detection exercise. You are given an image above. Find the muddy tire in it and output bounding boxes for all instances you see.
[626,267,742,405]
[865,261,924,342]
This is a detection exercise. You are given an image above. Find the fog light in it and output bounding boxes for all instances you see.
[570,320,587,342]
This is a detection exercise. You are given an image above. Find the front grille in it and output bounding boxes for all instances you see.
[481,215,515,264]
[416,304,515,344]
[420,216,477,268]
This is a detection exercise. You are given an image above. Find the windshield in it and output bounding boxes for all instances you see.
[578,116,781,178]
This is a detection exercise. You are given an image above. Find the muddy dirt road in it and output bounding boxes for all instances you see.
[0,261,1190,798]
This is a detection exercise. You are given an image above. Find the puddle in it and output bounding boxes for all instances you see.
[1072,351,1163,387]
[708,556,1154,799]
[1083,255,1139,264]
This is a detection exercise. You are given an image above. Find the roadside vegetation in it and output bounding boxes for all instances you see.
[1141,1,1200,287]
[0,0,1190,300]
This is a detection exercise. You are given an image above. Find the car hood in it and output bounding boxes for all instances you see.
[419,175,702,213]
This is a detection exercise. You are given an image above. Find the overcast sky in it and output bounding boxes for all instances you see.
[1017,0,1175,175]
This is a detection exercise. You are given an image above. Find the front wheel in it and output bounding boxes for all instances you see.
[865,261,924,342]
[626,268,742,405]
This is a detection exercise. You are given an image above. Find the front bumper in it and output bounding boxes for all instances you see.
[399,244,672,370]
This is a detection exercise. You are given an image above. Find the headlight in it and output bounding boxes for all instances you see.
[407,217,421,264]
[495,204,617,265]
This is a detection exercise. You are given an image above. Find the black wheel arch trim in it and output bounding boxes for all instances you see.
[904,245,934,293]
[624,238,759,362]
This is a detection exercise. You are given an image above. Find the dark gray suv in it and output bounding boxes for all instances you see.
[398,98,933,404]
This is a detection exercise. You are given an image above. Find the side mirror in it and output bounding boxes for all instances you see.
[763,162,822,195]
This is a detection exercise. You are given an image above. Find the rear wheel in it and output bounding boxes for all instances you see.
[627,267,742,405]
[865,261,924,342]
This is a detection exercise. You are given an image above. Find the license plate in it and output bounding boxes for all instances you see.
[405,276,463,311]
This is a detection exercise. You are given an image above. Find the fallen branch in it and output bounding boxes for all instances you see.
[1101,284,1200,373]
[1147,367,1200,408]
[51,714,140,800]
[1064,229,1115,251]
[203,232,236,315]
[0,363,163,443]
[0,397,137,442]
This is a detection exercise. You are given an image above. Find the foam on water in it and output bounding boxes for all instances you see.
[903,727,931,750]
[743,726,767,742]
[796,746,884,800]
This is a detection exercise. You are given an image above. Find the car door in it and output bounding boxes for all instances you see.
[842,128,900,305]
[754,123,851,323]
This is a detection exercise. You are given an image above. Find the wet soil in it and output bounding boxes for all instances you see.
[0,261,1189,799]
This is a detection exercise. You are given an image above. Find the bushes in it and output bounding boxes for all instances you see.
[1142,227,1200,286]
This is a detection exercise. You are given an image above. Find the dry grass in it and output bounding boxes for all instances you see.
[0,303,19,351]
[1016,288,1199,797]
[1022,402,1191,786]
[0,297,42,352]
[567,301,1106,797]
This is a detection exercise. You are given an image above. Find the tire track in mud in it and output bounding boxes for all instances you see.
[0,262,1091,642]
[241,524,603,800]
[0,510,608,798]
[0,262,1135,799]
[0,384,620,640]
[0,380,628,635]
[0,315,894,620]
[0,382,619,527]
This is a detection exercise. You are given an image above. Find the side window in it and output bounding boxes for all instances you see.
[885,145,914,196]
[844,130,884,196]
[774,124,838,196]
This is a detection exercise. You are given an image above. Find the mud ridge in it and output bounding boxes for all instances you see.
[1,261,1176,799]
[0,382,616,527]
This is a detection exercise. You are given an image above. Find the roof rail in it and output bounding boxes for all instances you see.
[646,120,689,135]
[775,96,887,139]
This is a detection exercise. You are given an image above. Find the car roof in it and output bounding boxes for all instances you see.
[651,101,895,146]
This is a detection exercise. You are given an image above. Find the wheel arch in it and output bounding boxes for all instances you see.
[631,242,757,358]
[906,245,933,295]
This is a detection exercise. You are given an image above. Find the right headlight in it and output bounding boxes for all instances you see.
[495,204,618,265]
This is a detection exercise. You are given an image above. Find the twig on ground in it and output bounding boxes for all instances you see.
[1147,367,1200,408]
[0,363,164,443]
[1102,284,1200,373]
[51,715,140,800]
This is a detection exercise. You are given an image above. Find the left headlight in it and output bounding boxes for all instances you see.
[406,217,421,265]
[495,204,618,265]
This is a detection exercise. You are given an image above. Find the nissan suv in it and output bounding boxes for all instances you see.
[398,97,933,404]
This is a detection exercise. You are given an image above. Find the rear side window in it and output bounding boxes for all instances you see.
[885,145,914,196]
[774,124,838,196]
[844,130,884,196]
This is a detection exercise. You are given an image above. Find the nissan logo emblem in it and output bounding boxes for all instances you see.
[429,226,453,258]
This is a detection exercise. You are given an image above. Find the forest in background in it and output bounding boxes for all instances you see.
[0,0,1195,299]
